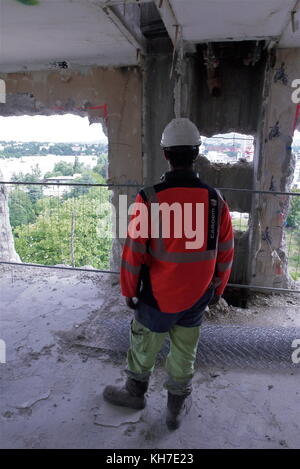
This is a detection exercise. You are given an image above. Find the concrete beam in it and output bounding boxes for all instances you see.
[154,0,180,47]
[101,5,147,55]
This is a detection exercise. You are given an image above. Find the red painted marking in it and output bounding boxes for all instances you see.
[293,103,300,132]
[51,104,108,122]
[103,103,107,121]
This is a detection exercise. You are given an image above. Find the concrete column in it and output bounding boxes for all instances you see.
[251,49,300,288]
[143,38,176,185]
[0,169,21,263]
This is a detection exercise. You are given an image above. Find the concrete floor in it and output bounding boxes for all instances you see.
[0,265,299,449]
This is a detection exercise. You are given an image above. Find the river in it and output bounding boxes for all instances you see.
[0,154,97,180]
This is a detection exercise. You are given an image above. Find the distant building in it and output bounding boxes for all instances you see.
[42,174,81,197]
[71,145,81,152]
[202,133,254,164]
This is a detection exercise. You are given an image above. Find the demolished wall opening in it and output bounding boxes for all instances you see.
[197,131,254,233]
[200,132,254,164]
[0,114,112,270]
[230,211,249,232]
[285,131,300,282]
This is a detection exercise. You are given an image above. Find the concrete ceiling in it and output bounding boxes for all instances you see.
[169,0,300,46]
[0,0,148,72]
[0,0,299,73]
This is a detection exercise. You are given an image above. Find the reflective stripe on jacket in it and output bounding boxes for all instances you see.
[120,169,234,314]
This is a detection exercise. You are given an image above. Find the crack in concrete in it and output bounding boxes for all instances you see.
[15,391,51,410]
[93,418,141,429]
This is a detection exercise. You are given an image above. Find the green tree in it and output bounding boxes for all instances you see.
[34,196,61,217]
[52,161,74,176]
[8,190,36,228]
[73,156,84,174]
[93,153,108,179]
[14,187,112,269]
[11,164,43,203]
[286,190,300,229]
[0,141,108,159]
[65,171,105,198]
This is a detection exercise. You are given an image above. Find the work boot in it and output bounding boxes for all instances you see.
[166,392,192,430]
[103,378,148,410]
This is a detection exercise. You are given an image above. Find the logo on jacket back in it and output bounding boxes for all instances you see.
[210,199,217,239]
[0,79,6,104]
[0,339,6,364]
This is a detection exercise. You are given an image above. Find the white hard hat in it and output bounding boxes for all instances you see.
[161,118,201,148]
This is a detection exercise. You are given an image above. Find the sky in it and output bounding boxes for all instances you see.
[0,114,107,143]
[0,114,299,144]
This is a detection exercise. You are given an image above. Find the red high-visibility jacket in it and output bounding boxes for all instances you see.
[121,169,234,314]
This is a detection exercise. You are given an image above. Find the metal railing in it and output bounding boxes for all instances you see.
[0,181,300,293]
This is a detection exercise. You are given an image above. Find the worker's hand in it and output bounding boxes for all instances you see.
[209,294,221,307]
[125,297,138,310]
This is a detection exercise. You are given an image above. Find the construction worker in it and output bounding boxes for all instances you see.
[103,118,234,430]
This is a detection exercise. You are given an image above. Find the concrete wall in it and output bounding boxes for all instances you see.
[141,39,262,185]
[143,38,176,184]
[0,168,21,263]
[183,46,266,137]
[143,41,266,285]
[195,157,253,213]
[143,43,300,289]
[250,48,300,288]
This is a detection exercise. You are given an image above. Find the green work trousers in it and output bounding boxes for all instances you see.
[126,318,201,395]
